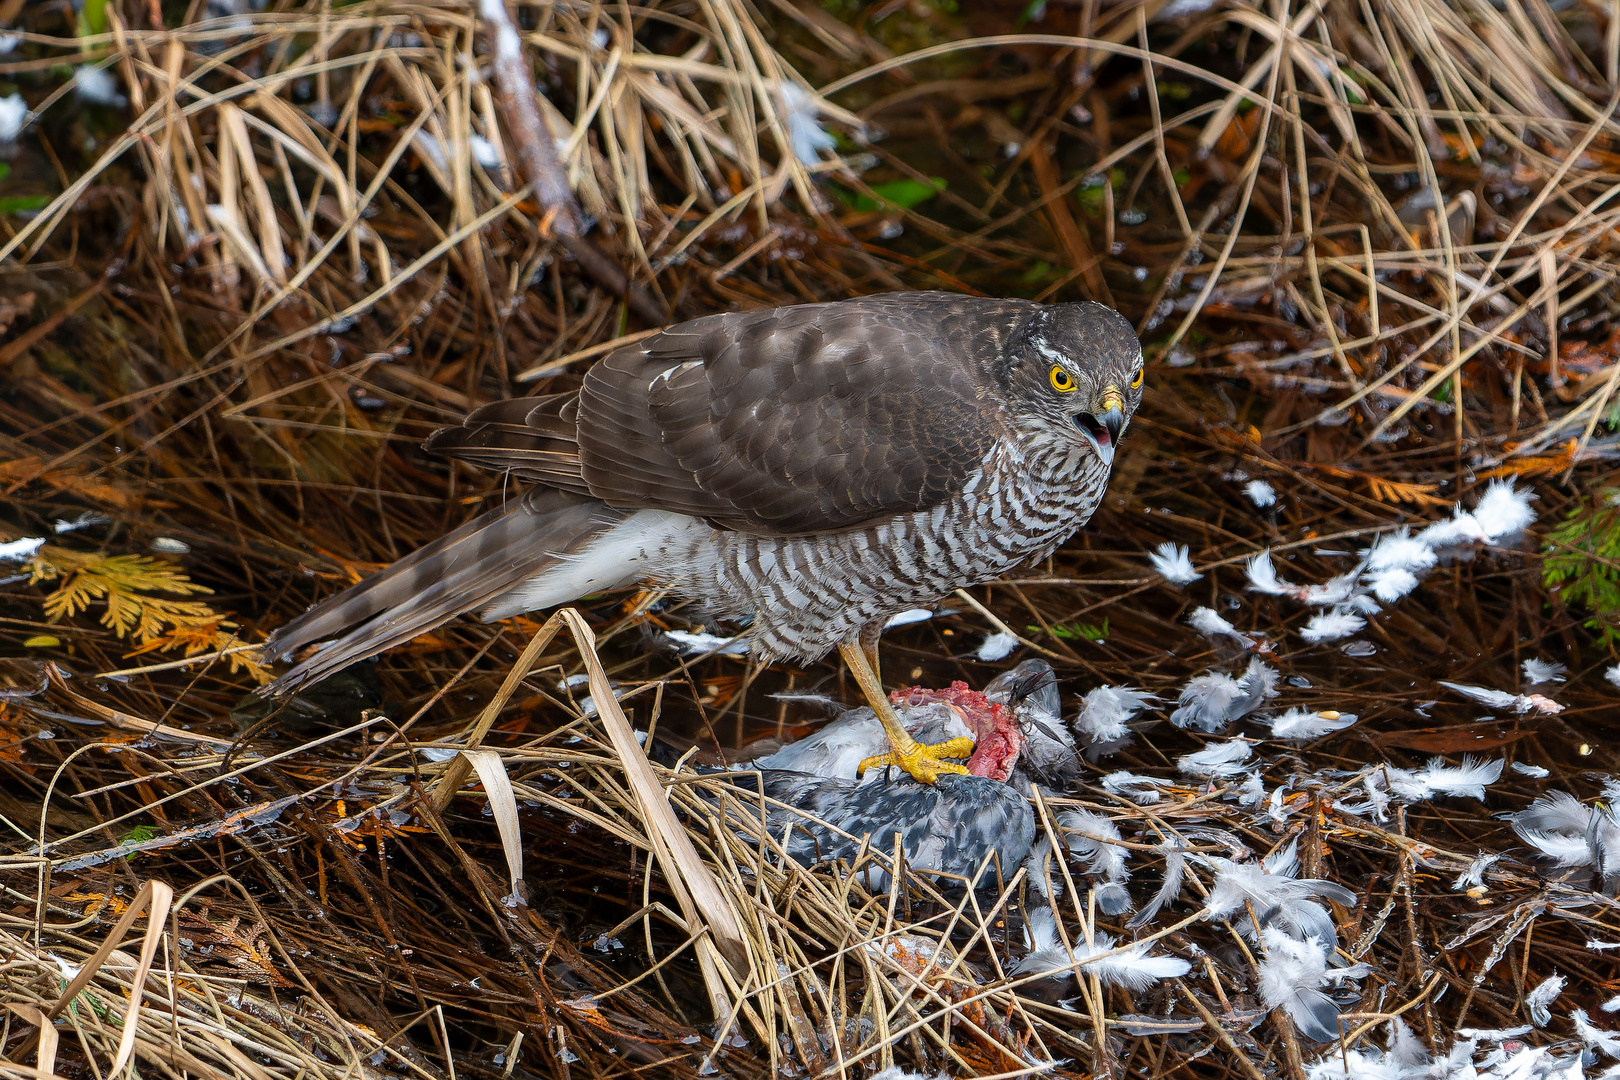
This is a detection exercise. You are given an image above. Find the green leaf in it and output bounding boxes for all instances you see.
[1076,168,1126,212]
[837,177,947,213]
[80,0,109,36]
[0,162,10,182]
[1019,261,1056,285]
[1026,619,1108,643]
[1336,70,1365,105]
[0,194,51,214]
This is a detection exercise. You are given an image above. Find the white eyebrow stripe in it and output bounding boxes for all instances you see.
[1034,343,1067,363]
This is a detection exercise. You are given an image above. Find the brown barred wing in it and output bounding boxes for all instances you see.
[576,293,1025,536]
[422,394,593,497]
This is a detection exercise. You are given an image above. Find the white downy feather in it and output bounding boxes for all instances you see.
[1100,770,1175,804]
[0,94,24,144]
[1381,757,1503,802]
[0,537,45,562]
[776,81,837,166]
[1573,1009,1620,1058]
[1178,739,1254,778]
[1335,772,1393,822]
[1362,529,1437,575]
[1203,839,1357,938]
[1520,658,1566,685]
[1305,1044,1414,1080]
[1074,685,1157,745]
[1263,707,1357,740]
[75,65,127,107]
[1187,606,1256,646]
[1609,664,1620,690]
[1303,569,1365,607]
[1243,550,1364,607]
[1014,909,1190,989]
[1072,931,1191,990]
[664,630,749,656]
[1419,479,1537,549]
[1057,809,1129,883]
[1012,904,1071,978]
[1364,566,1420,603]
[976,631,1018,661]
[1472,479,1537,540]
[1244,480,1278,507]
[1171,672,1245,732]
[1305,1019,1461,1080]
[1246,550,1302,598]
[1301,609,1366,644]
[871,1067,950,1080]
[1267,785,1292,825]
[1150,542,1202,586]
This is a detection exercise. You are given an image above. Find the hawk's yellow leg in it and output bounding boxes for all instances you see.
[839,642,975,784]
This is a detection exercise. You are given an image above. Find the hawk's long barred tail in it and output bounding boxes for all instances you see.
[264,490,627,692]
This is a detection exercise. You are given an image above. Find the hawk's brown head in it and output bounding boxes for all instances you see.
[1001,302,1143,466]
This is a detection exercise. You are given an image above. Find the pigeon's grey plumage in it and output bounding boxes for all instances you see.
[742,770,1036,890]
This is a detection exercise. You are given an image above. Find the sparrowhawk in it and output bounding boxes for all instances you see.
[263,291,1144,785]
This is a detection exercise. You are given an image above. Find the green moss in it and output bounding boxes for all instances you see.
[1543,490,1620,645]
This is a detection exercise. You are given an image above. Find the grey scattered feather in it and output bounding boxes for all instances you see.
[1452,853,1501,890]
[1509,791,1620,893]
[1178,739,1254,777]
[1172,657,1278,731]
[1129,838,1188,928]
[1524,974,1563,1027]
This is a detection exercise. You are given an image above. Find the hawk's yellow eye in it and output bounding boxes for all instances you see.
[1049,365,1076,392]
[1130,367,1144,390]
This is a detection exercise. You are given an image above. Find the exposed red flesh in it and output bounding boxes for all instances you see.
[891,682,1024,781]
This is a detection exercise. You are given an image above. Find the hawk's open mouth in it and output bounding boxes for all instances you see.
[1074,410,1123,465]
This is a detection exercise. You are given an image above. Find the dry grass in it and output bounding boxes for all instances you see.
[2,0,1620,1077]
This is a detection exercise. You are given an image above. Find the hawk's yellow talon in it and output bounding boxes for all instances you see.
[857,737,976,783]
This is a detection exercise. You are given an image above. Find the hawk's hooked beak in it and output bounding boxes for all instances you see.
[1073,384,1127,466]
